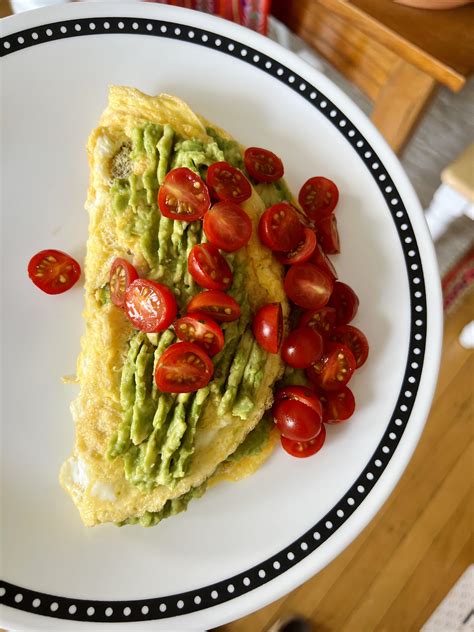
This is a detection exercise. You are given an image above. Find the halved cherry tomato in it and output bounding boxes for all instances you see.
[109,258,138,307]
[158,167,210,221]
[307,342,356,391]
[252,303,283,354]
[281,425,326,458]
[174,311,224,357]
[206,162,252,203]
[124,279,177,333]
[328,324,368,368]
[244,147,284,183]
[187,290,241,322]
[311,242,338,281]
[320,387,356,424]
[316,214,340,254]
[328,281,360,325]
[274,385,323,419]
[284,263,334,310]
[155,341,214,393]
[299,306,337,336]
[28,249,81,295]
[203,201,252,252]
[273,398,322,441]
[281,326,324,369]
[188,243,233,291]
[258,203,304,252]
[275,227,317,265]
[299,176,339,221]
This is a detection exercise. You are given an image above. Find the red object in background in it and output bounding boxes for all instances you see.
[146,0,271,34]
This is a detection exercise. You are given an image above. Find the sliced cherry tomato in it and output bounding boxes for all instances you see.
[281,425,326,458]
[275,227,317,265]
[274,385,323,419]
[244,147,284,183]
[28,249,81,295]
[206,162,252,203]
[299,176,339,221]
[307,342,356,391]
[311,242,338,281]
[155,342,214,393]
[328,324,368,368]
[328,281,360,325]
[174,311,224,357]
[188,243,233,291]
[273,398,322,441]
[252,303,283,354]
[315,214,340,254]
[203,201,252,252]
[284,263,334,310]
[158,167,210,221]
[124,279,177,333]
[299,306,337,336]
[109,258,138,307]
[320,387,356,424]
[258,203,304,252]
[281,326,324,369]
[187,290,241,322]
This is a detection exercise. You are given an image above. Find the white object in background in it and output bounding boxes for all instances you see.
[10,0,67,12]
[425,183,474,241]
[421,565,474,631]
[459,321,474,349]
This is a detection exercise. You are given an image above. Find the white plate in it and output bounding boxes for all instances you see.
[0,3,442,629]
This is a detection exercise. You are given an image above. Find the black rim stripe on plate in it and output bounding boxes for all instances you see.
[0,17,427,623]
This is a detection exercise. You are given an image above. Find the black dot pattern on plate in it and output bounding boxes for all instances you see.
[0,16,427,623]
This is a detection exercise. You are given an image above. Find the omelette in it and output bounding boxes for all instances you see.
[60,87,294,527]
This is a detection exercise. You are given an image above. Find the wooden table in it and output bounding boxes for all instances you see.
[272,0,474,153]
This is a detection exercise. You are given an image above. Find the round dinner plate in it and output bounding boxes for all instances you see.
[0,3,442,630]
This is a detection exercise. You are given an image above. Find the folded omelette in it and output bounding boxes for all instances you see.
[60,87,295,527]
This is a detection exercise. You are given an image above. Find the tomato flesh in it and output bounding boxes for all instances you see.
[273,398,322,442]
[206,162,252,203]
[311,242,338,281]
[244,147,284,183]
[281,326,324,369]
[258,203,304,252]
[187,290,241,322]
[174,311,224,357]
[299,176,339,221]
[329,324,368,368]
[124,279,177,333]
[28,249,81,295]
[316,214,340,254]
[158,167,210,221]
[328,281,360,325]
[320,387,356,424]
[188,243,233,291]
[284,263,333,310]
[110,258,138,307]
[203,201,252,252]
[281,425,326,458]
[155,342,214,393]
[274,385,323,419]
[307,342,356,391]
[299,306,337,336]
[252,303,283,354]
[275,227,317,265]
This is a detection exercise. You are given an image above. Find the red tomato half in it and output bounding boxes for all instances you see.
[28,249,81,295]
[328,281,360,325]
[316,214,340,254]
[244,147,284,183]
[275,227,317,265]
[174,311,224,357]
[329,324,369,368]
[281,425,326,458]
[273,398,322,442]
[206,162,252,203]
[124,279,177,333]
[299,176,339,221]
[158,167,210,221]
[311,242,338,281]
[299,306,337,336]
[258,203,304,252]
[188,243,233,291]
[252,303,283,354]
[187,290,241,322]
[274,385,323,419]
[307,342,356,391]
[110,258,138,307]
[155,342,214,393]
[281,326,324,369]
[203,201,252,252]
[320,387,356,424]
[284,263,334,310]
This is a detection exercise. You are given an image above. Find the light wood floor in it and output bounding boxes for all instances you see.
[217,290,474,632]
